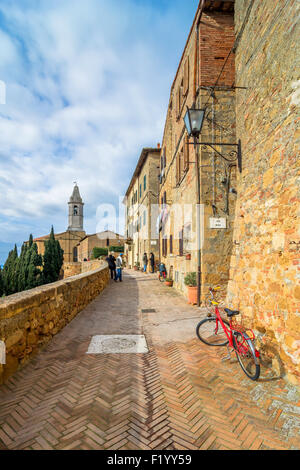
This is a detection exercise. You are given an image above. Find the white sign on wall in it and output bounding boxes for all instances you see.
[210,218,227,229]
[150,240,157,246]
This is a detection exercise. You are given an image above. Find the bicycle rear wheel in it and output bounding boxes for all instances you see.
[196,317,229,347]
[233,332,260,381]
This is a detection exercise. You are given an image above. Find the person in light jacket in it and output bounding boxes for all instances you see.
[143,253,148,273]
[116,253,124,282]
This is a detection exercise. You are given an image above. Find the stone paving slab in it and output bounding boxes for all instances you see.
[0,269,299,450]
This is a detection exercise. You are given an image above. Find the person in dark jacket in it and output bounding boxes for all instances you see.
[150,253,155,273]
[106,253,116,281]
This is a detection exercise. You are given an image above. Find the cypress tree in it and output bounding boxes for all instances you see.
[43,227,64,284]
[26,243,43,290]
[3,245,18,295]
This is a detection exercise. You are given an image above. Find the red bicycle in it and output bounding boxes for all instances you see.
[196,286,260,381]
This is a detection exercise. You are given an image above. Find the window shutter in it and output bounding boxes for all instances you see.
[176,87,180,119]
[176,153,180,185]
[170,235,173,254]
[163,148,166,168]
[179,230,184,256]
[184,57,189,96]
[184,135,189,171]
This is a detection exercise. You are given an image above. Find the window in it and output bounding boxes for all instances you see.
[170,235,173,254]
[106,238,110,247]
[73,247,78,262]
[144,175,147,191]
[179,229,184,256]
[162,238,168,257]
[74,206,78,216]
[143,211,146,226]
[139,184,142,198]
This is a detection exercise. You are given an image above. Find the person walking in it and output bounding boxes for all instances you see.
[116,253,124,282]
[150,252,155,273]
[106,253,116,281]
[143,253,148,273]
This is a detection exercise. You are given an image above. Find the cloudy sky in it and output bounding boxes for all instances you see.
[0,0,199,264]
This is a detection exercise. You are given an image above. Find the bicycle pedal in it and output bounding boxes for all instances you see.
[221,354,232,362]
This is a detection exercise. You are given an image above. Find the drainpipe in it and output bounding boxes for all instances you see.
[194,138,202,307]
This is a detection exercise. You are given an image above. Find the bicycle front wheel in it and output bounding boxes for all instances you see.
[196,317,230,347]
[233,332,260,381]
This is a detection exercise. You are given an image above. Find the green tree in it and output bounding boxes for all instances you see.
[2,245,19,295]
[26,242,43,290]
[42,227,64,284]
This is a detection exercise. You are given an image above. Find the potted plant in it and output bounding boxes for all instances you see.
[134,262,140,271]
[184,272,197,305]
[165,278,173,287]
[185,253,191,260]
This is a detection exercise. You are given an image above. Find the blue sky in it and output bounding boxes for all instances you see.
[0,0,199,264]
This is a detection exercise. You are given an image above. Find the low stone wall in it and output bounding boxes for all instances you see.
[63,259,105,278]
[0,264,109,384]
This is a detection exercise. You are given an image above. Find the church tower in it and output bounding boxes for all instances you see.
[68,183,84,231]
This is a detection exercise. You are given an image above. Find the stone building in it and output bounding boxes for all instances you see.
[159,0,237,301]
[33,184,86,263]
[156,0,299,384]
[77,230,124,262]
[32,184,123,265]
[226,0,300,385]
[124,147,161,269]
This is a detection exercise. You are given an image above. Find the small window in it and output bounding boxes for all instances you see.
[144,175,147,191]
[106,238,110,247]
[139,184,142,198]
[143,211,146,226]
[74,206,78,216]
[170,235,173,254]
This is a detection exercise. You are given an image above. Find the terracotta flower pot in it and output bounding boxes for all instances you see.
[165,280,173,287]
[134,266,139,271]
[187,286,198,305]
[186,254,191,260]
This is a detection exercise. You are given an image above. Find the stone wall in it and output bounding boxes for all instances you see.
[0,264,109,384]
[227,0,300,385]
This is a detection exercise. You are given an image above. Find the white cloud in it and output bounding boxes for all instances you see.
[0,0,199,262]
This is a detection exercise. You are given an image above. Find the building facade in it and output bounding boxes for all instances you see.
[159,1,237,301]
[124,147,161,269]
[226,0,300,385]
[33,185,124,265]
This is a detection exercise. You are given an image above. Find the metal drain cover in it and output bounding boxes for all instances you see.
[87,335,149,354]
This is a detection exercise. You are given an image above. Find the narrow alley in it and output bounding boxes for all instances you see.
[0,271,299,451]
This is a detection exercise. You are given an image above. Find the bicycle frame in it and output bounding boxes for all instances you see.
[213,304,235,348]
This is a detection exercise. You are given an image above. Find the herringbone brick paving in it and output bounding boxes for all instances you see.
[0,270,299,450]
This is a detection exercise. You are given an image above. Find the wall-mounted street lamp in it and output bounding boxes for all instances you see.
[183,107,206,139]
[183,106,242,173]
[183,106,242,308]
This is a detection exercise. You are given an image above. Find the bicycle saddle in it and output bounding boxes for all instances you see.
[224,308,240,317]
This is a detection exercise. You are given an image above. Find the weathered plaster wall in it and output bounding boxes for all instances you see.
[227,0,300,384]
[0,264,109,384]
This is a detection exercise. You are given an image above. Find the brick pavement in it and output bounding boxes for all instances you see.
[0,270,299,450]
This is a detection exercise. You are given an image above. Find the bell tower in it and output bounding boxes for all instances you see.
[68,183,84,231]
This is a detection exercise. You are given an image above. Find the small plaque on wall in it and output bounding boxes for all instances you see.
[210,218,227,229]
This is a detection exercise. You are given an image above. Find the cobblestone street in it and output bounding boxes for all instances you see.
[0,270,299,450]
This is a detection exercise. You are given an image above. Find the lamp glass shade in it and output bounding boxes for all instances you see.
[184,109,191,136]
[184,108,205,137]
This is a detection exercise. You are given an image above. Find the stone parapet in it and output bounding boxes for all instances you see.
[0,264,109,384]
